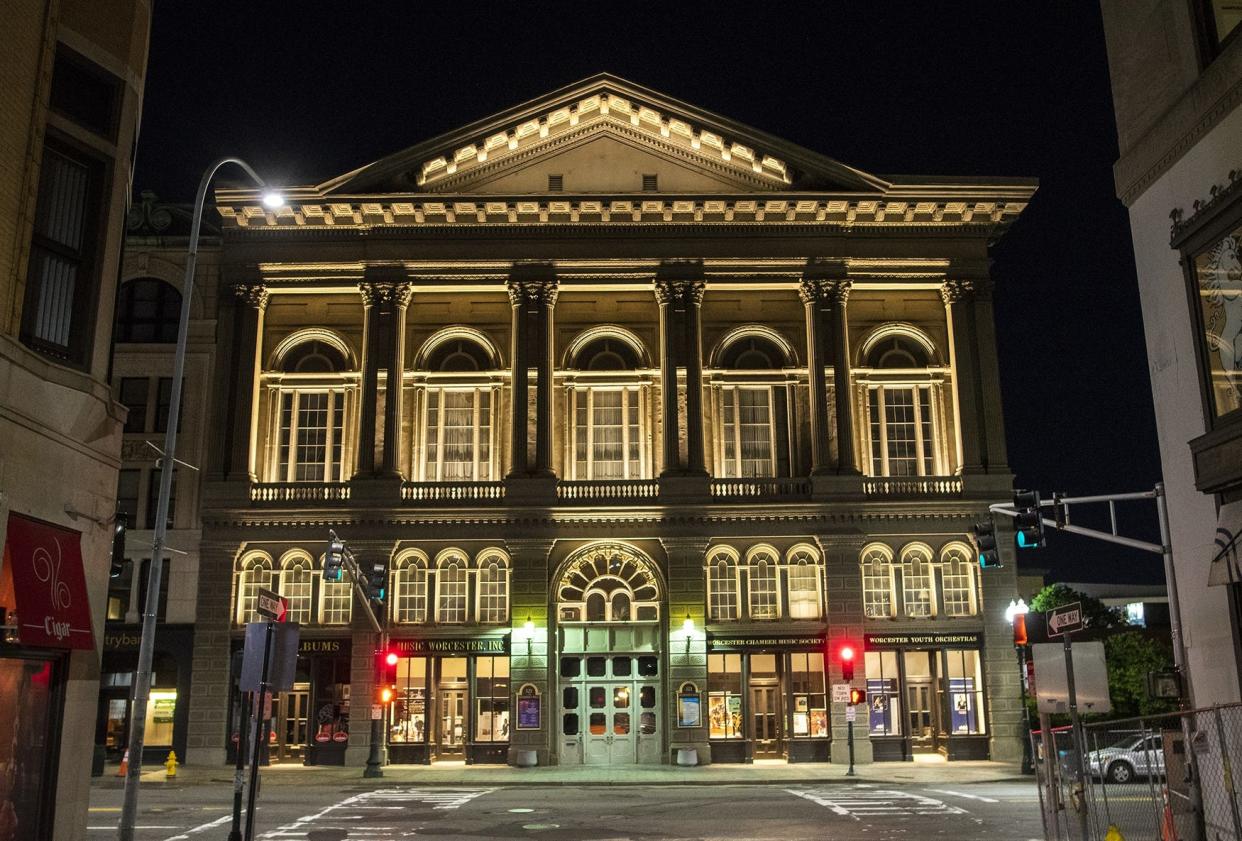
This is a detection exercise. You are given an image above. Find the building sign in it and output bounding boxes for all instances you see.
[299,639,344,655]
[391,635,509,655]
[516,684,541,731]
[864,632,981,649]
[707,634,824,652]
[4,513,95,650]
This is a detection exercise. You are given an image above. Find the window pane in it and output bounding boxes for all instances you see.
[901,550,934,618]
[395,561,427,623]
[861,546,893,619]
[1194,223,1242,417]
[787,557,821,620]
[120,378,148,433]
[748,556,779,619]
[436,562,467,623]
[865,651,903,736]
[737,388,773,477]
[590,389,624,479]
[945,650,986,735]
[941,547,976,617]
[637,656,658,677]
[560,657,580,678]
[281,561,313,624]
[707,553,738,621]
[883,388,918,476]
[477,560,508,624]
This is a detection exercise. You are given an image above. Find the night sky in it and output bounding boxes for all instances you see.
[133,3,1165,585]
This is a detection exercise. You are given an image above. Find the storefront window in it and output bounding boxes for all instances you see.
[1192,221,1242,419]
[945,649,986,735]
[0,657,57,841]
[789,652,827,738]
[145,689,177,746]
[707,654,742,739]
[390,657,427,743]
[475,656,510,742]
[865,651,902,735]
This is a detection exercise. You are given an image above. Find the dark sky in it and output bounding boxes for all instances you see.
[133,3,1165,585]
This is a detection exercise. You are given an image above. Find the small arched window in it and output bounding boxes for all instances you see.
[235,552,273,624]
[860,544,895,619]
[747,546,781,620]
[706,547,740,621]
[940,542,978,617]
[393,551,429,624]
[436,551,469,623]
[476,550,510,624]
[901,544,936,619]
[115,278,182,343]
[786,545,823,620]
[280,552,315,624]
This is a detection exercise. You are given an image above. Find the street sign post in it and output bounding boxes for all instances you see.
[1047,602,1083,637]
[1041,601,1090,839]
[831,683,850,704]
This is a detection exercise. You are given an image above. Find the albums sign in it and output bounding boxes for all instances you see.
[3,513,95,650]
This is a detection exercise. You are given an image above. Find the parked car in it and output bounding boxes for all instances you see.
[1088,733,1165,783]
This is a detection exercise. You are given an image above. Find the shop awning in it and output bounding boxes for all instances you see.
[1208,501,1242,587]
[3,513,95,649]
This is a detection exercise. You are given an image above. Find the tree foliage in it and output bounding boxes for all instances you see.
[1104,630,1176,718]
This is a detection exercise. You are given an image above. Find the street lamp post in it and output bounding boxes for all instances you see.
[1006,597,1035,775]
[117,158,282,841]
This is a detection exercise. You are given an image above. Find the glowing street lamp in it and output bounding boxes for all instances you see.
[1007,597,1034,775]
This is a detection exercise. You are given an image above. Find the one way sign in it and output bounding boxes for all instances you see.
[257,587,287,622]
[1047,601,1083,636]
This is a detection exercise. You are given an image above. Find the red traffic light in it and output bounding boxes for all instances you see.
[840,645,856,662]
[385,651,399,667]
[839,644,859,683]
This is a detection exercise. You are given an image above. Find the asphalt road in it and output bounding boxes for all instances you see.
[87,779,1044,840]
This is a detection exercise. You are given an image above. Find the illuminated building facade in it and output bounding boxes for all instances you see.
[167,75,1034,767]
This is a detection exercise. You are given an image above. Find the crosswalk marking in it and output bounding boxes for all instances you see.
[787,786,969,819]
[258,787,495,839]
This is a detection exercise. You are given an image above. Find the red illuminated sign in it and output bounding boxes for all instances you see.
[4,513,95,650]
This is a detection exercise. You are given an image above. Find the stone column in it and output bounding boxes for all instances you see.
[506,539,555,765]
[819,532,872,765]
[662,537,710,762]
[972,280,1009,472]
[533,280,559,476]
[354,283,381,477]
[654,280,681,475]
[826,280,859,475]
[681,281,707,475]
[381,282,413,477]
[799,278,833,475]
[507,280,530,476]
[228,283,267,482]
[943,280,984,474]
[981,518,1023,762]
[184,538,242,766]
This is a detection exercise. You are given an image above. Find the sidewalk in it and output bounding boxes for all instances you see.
[94,758,1028,788]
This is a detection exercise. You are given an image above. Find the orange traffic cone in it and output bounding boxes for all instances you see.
[116,749,129,778]
[1161,788,1178,841]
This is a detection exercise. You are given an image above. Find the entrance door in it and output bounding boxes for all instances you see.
[906,681,936,751]
[438,688,467,759]
[584,682,635,765]
[274,684,310,763]
[750,684,782,759]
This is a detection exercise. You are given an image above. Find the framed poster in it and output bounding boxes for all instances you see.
[677,683,701,728]
[516,683,541,731]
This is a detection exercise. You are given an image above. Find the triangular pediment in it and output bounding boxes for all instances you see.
[318,74,889,196]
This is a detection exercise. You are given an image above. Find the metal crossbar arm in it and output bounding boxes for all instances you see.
[341,549,383,634]
[989,498,1164,555]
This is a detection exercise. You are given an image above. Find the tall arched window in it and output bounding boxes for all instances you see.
[115,278,182,343]
[280,551,315,624]
[858,326,946,477]
[940,542,978,617]
[476,549,510,624]
[436,550,470,623]
[746,546,781,620]
[235,552,273,624]
[712,331,794,477]
[786,544,823,620]
[392,550,429,624]
[706,546,740,621]
[860,543,895,619]
[900,543,936,618]
[319,554,352,625]
[416,333,497,481]
[263,332,357,483]
[565,332,651,480]
[556,542,661,623]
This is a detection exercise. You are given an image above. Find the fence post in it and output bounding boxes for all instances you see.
[1212,706,1242,838]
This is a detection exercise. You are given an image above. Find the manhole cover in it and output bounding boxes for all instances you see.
[522,824,560,831]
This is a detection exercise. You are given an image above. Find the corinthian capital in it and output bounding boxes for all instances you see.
[233,283,269,310]
[940,279,975,306]
[506,278,558,307]
[798,278,851,305]
[654,278,705,307]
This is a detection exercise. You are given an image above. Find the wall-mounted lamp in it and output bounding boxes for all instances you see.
[683,614,695,652]
[523,616,535,656]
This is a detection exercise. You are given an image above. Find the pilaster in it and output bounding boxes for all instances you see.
[227,280,267,482]
[184,539,241,766]
[662,537,710,763]
[818,531,873,764]
[354,280,381,477]
[943,280,985,474]
[506,539,556,765]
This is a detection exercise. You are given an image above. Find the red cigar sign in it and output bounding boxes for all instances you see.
[4,514,95,650]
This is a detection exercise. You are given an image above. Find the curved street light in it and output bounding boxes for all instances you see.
[118,158,283,841]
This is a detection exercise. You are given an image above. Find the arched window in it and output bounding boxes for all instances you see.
[860,543,895,619]
[713,332,793,478]
[280,551,315,625]
[418,333,497,482]
[393,551,429,624]
[900,544,936,618]
[940,542,978,617]
[235,552,273,624]
[319,554,352,625]
[476,550,510,624]
[436,551,470,623]
[566,331,650,480]
[786,545,823,620]
[264,331,357,483]
[747,546,781,620]
[115,278,182,343]
[859,325,946,478]
[556,542,660,623]
[706,547,740,621]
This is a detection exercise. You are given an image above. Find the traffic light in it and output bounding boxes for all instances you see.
[110,513,127,578]
[840,644,857,683]
[367,563,387,604]
[970,520,1002,569]
[324,534,345,582]
[1014,490,1046,550]
[849,687,867,706]
[377,649,399,704]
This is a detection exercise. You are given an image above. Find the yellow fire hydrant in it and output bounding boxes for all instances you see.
[164,751,178,779]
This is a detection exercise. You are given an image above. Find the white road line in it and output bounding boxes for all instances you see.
[161,811,236,841]
[926,788,1001,803]
[787,786,969,819]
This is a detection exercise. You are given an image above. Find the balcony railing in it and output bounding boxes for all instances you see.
[709,477,813,500]
[557,479,660,504]
[861,476,963,496]
[400,481,506,503]
[250,482,351,503]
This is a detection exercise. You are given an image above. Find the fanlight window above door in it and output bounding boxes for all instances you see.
[557,543,660,623]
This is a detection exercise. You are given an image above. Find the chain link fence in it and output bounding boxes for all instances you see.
[1033,704,1242,841]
